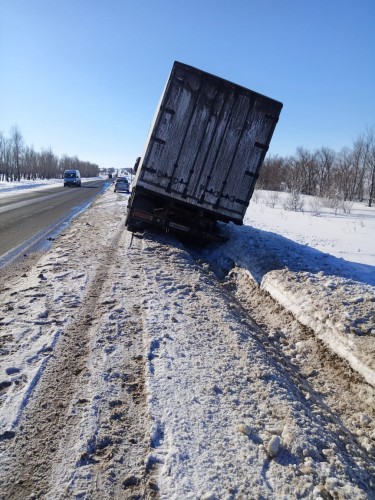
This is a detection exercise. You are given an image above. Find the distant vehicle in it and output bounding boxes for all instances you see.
[114,177,129,193]
[133,157,141,174]
[126,61,283,244]
[64,169,81,187]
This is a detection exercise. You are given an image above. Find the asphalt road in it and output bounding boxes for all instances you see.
[0,179,110,261]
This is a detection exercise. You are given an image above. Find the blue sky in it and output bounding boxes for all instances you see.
[1,0,374,170]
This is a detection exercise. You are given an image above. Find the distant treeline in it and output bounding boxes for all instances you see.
[0,127,100,181]
[259,127,375,207]
[2,125,374,208]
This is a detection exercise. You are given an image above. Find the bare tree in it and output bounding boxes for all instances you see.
[283,155,301,192]
[10,126,24,181]
[38,149,59,179]
[24,146,38,180]
[350,136,367,201]
[283,148,318,195]
[309,197,324,216]
[334,147,354,201]
[360,127,375,207]
[266,190,280,208]
[295,147,319,195]
[257,130,374,206]
[367,147,375,207]
[0,127,101,181]
[258,154,285,191]
[283,190,304,211]
[0,132,11,181]
[316,147,336,197]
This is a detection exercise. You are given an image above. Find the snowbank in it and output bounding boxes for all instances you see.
[202,192,375,387]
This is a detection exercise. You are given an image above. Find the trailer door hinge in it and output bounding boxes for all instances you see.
[254,142,268,151]
[151,136,166,145]
[161,106,175,115]
[244,171,259,179]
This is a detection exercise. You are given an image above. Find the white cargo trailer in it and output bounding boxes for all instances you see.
[126,61,282,243]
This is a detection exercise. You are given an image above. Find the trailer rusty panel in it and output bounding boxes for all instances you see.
[137,62,282,223]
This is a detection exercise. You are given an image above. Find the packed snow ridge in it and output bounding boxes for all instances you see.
[202,191,375,387]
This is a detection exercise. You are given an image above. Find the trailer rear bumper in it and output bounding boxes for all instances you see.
[125,190,228,244]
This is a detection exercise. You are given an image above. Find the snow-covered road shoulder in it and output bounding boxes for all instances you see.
[139,234,374,498]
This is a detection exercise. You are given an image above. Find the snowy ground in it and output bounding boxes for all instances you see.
[0,181,374,498]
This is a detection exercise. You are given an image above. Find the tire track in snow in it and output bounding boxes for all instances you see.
[219,266,375,458]
[0,192,155,498]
